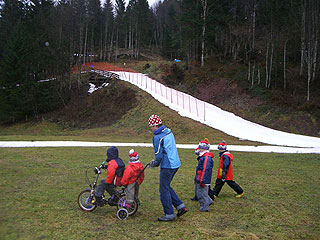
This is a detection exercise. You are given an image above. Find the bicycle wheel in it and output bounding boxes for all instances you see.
[117,208,128,220]
[117,198,138,216]
[78,189,97,212]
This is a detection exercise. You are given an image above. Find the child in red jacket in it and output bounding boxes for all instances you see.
[210,141,244,199]
[94,146,125,206]
[121,149,145,207]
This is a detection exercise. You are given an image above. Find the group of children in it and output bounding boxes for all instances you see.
[94,146,145,209]
[192,138,244,212]
[94,138,244,214]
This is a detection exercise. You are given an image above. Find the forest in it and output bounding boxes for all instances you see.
[0,0,319,123]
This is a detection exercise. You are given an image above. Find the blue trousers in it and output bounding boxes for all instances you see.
[159,168,185,217]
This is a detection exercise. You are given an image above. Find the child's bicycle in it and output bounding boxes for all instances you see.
[77,162,149,220]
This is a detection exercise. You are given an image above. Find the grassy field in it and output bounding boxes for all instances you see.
[0,146,319,240]
[0,72,319,239]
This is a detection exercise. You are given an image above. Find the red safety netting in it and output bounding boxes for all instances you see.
[71,62,136,74]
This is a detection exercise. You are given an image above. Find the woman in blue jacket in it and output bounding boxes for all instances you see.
[148,114,188,221]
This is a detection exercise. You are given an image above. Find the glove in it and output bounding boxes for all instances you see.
[101,161,107,169]
[94,167,101,175]
[222,173,226,182]
[195,149,200,156]
[200,183,205,188]
[148,160,156,168]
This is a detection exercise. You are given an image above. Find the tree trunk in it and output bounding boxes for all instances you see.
[103,23,109,61]
[251,60,255,88]
[265,43,269,88]
[200,0,207,67]
[252,2,256,50]
[283,39,288,90]
[83,23,88,65]
[115,28,118,61]
[108,25,115,61]
[300,0,306,76]
[268,43,274,88]
[248,61,251,82]
[311,0,319,82]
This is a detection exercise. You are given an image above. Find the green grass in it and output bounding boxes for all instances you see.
[0,67,319,239]
[0,147,319,239]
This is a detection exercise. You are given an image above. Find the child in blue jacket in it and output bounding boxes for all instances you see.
[194,138,214,212]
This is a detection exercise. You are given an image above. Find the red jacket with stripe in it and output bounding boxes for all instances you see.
[217,151,233,180]
[194,152,214,185]
[121,161,145,186]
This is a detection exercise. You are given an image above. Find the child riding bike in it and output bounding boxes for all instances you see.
[121,149,145,208]
[94,146,125,206]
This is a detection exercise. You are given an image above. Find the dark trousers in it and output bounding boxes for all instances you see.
[95,180,119,198]
[210,178,243,197]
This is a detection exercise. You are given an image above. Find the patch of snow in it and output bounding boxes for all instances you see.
[0,141,319,153]
[88,82,109,95]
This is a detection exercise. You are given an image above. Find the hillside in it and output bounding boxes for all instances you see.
[118,57,320,138]
[1,56,319,143]
[42,77,248,145]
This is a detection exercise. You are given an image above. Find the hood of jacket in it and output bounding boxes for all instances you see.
[106,146,119,162]
[154,125,171,136]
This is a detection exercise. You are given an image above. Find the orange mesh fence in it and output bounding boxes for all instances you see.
[71,62,136,74]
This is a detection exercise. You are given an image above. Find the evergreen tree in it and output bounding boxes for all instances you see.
[0,0,25,58]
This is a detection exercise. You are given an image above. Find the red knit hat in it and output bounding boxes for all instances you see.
[198,138,210,150]
[129,149,139,161]
[148,114,162,127]
[217,140,227,150]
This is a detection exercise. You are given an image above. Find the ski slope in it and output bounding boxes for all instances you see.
[110,71,320,150]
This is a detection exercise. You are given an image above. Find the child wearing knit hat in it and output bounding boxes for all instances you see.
[210,141,244,199]
[193,138,214,212]
[121,149,145,208]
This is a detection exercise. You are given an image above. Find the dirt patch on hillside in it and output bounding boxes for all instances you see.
[48,80,137,129]
[194,78,264,111]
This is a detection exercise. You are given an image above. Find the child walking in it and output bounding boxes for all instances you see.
[121,149,145,208]
[210,141,244,199]
[194,138,214,212]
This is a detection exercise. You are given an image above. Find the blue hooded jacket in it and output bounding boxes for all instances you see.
[152,125,181,169]
[194,152,214,184]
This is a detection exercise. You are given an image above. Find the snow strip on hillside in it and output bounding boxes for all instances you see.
[111,71,320,149]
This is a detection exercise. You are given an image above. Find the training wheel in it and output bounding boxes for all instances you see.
[117,208,129,220]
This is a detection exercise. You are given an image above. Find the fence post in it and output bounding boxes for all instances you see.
[176,90,178,106]
[166,86,168,99]
[195,98,199,117]
[183,93,185,110]
[203,101,205,121]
